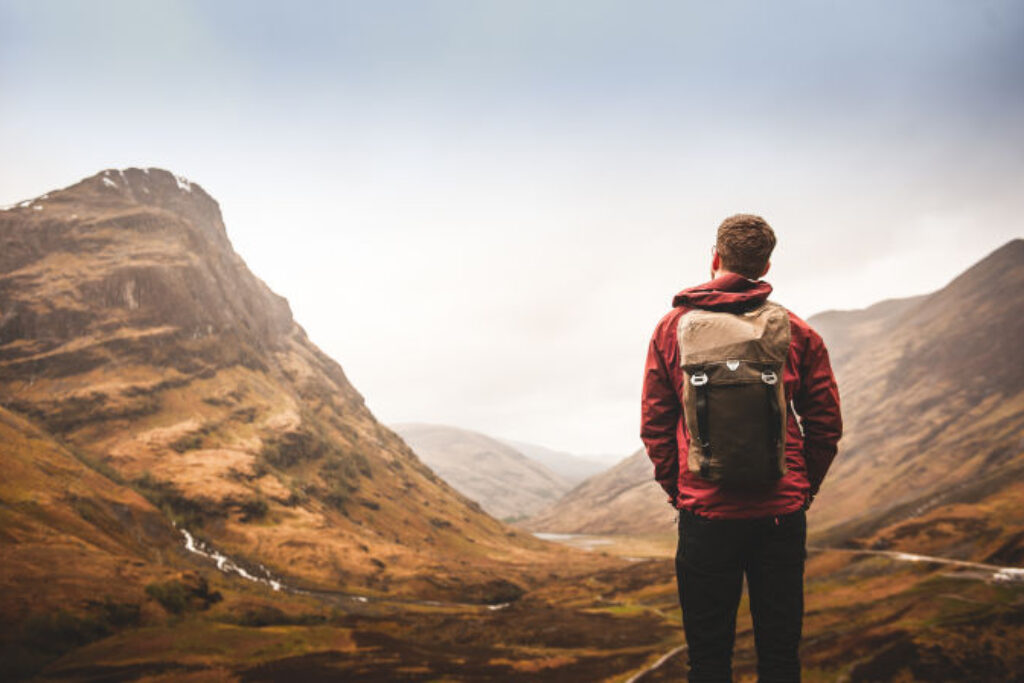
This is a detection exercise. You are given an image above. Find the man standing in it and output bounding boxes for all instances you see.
[640,214,842,682]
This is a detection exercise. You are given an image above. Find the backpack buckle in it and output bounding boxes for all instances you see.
[690,371,708,387]
[761,369,778,385]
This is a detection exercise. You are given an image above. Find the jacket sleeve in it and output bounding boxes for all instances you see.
[794,329,843,497]
[641,327,681,503]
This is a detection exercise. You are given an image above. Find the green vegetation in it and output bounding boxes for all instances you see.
[284,481,311,506]
[259,414,373,502]
[319,452,372,512]
[170,420,220,453]
[133,472,224,528]
[238,495,269,522]
[261,426,333,469]
[220,605,327,628]
[588,603,652,616]
[0,599,140,680]
[145,577,222,615]
[429,517,452,529]
[170,432,204,453]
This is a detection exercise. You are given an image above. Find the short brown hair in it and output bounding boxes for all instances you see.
[716,214,776,279]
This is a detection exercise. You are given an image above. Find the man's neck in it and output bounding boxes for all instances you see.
[713,268,757,281]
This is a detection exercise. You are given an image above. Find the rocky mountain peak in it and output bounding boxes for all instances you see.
[87,167,217,208]
[7,167,228,247]
[0,167,293,367]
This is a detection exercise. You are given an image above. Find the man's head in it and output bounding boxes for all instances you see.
[712,214,776,280]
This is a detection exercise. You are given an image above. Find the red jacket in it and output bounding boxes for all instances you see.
[641,273,842,519]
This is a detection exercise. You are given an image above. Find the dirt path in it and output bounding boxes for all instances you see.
[810,546,1024,582]
[624,644,686,682]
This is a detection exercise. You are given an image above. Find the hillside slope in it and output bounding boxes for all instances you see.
[807,240,1024,561]
[0,168,562,603]
[0,406,180,624]
[392,423,571,520]
[0,402,674,682]
[522,450,675,535]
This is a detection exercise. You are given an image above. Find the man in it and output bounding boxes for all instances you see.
[640,214,842,682]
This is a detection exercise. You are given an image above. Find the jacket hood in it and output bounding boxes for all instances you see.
[672,272,773,310]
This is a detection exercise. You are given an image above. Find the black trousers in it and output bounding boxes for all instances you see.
[675,508,806,683]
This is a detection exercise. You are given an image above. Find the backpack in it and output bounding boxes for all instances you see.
[677,301,791,487]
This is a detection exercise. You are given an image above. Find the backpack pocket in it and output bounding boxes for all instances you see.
[683,360,787,488]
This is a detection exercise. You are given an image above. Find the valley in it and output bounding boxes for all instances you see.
[2,168,1022,681]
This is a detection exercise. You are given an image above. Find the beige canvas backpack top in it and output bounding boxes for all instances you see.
[676,301,791,488]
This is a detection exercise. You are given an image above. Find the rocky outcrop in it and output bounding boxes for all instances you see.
[0,169,293,380]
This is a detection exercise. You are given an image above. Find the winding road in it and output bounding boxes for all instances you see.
[808,545,1024,582]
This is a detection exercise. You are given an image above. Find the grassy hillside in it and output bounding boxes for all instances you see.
[0,168,572,602]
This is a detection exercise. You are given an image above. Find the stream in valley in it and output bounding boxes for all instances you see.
[174,524,511,610]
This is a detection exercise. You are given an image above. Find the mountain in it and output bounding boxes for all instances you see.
[809,239,1024,560]
[807,294,927,373]
[2,172,1021,681]
[522,449,675,535]
[0,168,563,605]
[499,438,611,485]
[0,168,691,682]
[391,423,571,520]
[523,240,1024,564]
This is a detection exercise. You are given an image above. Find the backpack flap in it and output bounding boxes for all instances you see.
[677,302,791,488]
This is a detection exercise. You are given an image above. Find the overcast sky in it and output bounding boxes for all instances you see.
[2,1,1022,457]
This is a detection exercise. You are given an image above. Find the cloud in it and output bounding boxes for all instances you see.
[2,0,1022,454]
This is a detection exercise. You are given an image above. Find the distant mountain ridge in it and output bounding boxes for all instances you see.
[392,423,571,520]
[498,438,610,485]
[808,294,927,373]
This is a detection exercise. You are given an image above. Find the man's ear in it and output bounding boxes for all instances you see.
[711,249,721,273]
[760,260,771,278]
